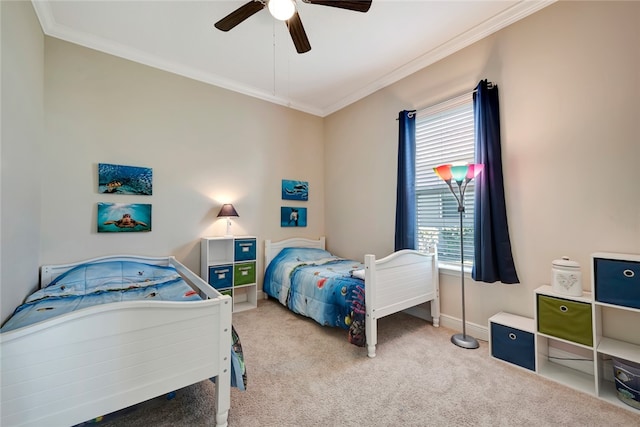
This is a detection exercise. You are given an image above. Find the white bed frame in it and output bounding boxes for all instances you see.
[1,255,232,427]
[264,237,440,358]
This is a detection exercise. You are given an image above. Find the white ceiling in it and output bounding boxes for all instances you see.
[32,0,553,117]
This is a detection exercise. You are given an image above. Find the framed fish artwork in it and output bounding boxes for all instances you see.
[281,179,308,201]
[98,163,153,195]
[98,202,152,233]
[281,207,307,227]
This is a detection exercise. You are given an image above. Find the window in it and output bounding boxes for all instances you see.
[415,94,476,267]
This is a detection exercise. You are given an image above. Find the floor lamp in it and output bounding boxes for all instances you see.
[434,163,484,349]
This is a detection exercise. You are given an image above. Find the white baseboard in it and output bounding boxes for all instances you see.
[403,305,432,321]
[438,314,489,342]
[262,294,491,342]
[403,307,489,342]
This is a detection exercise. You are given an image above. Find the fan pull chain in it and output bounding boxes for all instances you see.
[272,21,276,96]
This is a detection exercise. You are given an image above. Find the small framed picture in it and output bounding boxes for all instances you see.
[281,179,308,201]
[98,163,153,195]
[98,202,152,232]
[281,207,307,227]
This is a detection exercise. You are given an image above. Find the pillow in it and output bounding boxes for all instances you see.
[278,247,335,263]
[27,261,181,302]
[352,268,365,280]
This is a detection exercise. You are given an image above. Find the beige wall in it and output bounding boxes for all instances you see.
[325,1,640,330]
[2,1,639,333]
[41,37,325,276]
[1,0,44,323]
[1,1,324,324]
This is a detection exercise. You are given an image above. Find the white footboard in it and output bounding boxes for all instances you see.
[1,255,232,427]
[264,238,440,358]
[364,249,439,358]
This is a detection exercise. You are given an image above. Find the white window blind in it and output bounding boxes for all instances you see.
[415,93,476,266]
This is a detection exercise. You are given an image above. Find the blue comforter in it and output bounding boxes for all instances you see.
[0,260,247,390]
[263,247,366,346]
[0,261,200,332]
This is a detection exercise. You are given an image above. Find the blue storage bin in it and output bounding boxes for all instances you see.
[613,357,640,392]
[234,238,256,262]
[594,257,640,309]
[490,321,535,371]
[614,379,640,410]
[208,265,233,289]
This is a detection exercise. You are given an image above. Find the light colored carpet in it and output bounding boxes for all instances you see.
[98,298,640,426]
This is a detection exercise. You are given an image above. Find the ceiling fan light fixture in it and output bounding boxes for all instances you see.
[214,0,372,54]
[268,0,296,21]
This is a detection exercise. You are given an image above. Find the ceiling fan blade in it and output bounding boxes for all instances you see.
[214,1,265,32]
[302,0,372,13]
[286,11,311,54]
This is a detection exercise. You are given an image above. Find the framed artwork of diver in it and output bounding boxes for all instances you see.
[98,202,152,232]
[281,207,307,227]
[281,179,308,201]
[98,163,153,195]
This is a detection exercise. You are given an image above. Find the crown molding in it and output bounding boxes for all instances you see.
[31,0,554,118]
[30,0,325,116]
[320,0,556,117]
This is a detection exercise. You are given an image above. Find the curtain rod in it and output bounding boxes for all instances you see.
[400,81,494,119]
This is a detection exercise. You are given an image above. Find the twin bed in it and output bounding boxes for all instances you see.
[263,237,440,358]
[1,237,439,426]
[0,255,235,427]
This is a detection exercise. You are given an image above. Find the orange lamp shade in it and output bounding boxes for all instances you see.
[433,164,453,181]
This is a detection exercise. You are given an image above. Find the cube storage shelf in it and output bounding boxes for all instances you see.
[489,252,640,413]
[201,236,258,313]
[534,252,640,412]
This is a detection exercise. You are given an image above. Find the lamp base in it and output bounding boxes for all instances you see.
[451,333,480,349]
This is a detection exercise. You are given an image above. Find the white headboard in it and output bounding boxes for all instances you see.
[264,237,326,272]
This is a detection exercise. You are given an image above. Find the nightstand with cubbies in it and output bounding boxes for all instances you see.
[201,236,258,312]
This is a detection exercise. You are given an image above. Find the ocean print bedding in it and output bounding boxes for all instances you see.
[0,260,247,390]
[0,261,201,332]
[263,247,366,346]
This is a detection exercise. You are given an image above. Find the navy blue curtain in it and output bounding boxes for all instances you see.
[472,80,519,284]
[395,110,416,251]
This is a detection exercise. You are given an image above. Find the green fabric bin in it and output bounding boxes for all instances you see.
[234,262,256,286]
[537,294,593,346]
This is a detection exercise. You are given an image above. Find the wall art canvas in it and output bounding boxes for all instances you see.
[281,207,307,227]
[281,179,308,201]
[98,163,153,195]
[98,202,152,232]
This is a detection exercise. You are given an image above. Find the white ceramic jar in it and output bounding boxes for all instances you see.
[552,256,583,296]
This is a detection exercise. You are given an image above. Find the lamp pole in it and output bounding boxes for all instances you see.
[451,190,478,349]
[434,163,483,349]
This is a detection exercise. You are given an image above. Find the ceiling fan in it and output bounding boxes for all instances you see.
[214,0,372,54]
